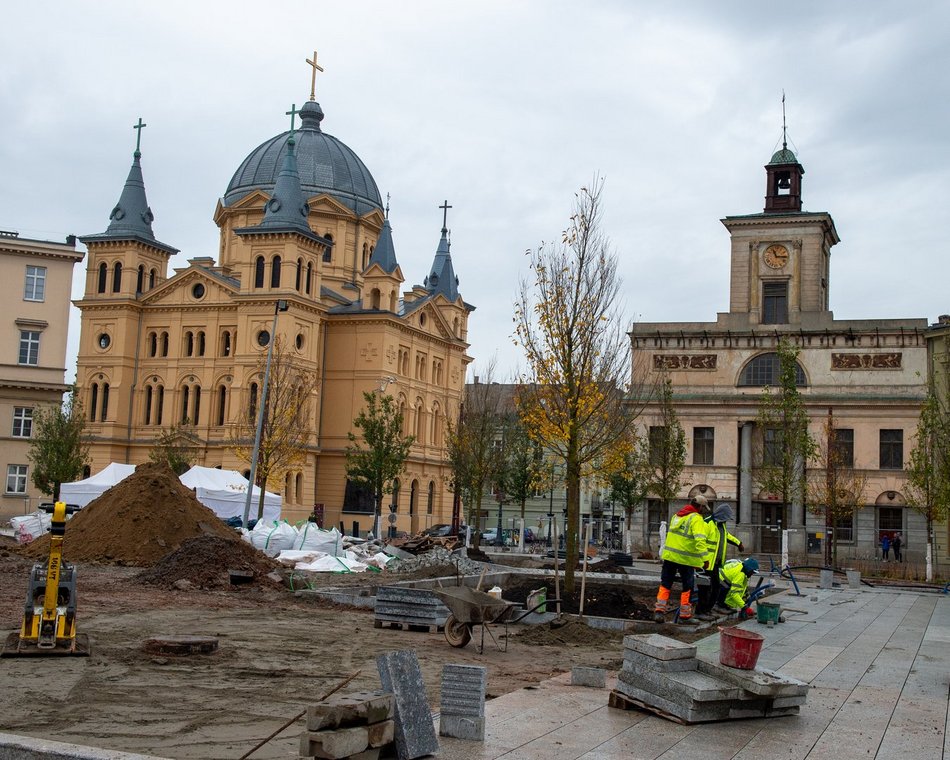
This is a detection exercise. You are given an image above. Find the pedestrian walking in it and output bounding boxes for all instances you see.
[881,533,891,561]
[654,495,710,625]
[892,531,903,562]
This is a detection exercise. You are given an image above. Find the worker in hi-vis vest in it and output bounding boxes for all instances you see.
[696,503,743,618]
[654,495,710,624]
[716,557,760,611]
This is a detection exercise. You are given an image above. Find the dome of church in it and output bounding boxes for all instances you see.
[223,100,382,216]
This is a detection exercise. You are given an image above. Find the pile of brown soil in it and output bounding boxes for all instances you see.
[22,462,239,566]
[514,617,624,647]
[135,534,281,589]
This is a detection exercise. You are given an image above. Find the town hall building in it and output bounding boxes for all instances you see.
[73,60,473,533]
[630,136,932,561]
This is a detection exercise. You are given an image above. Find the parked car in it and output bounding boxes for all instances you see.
[480,529,499,543]
[422,523,453,537]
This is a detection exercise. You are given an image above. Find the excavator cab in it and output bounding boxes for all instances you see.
[2,501,90,657]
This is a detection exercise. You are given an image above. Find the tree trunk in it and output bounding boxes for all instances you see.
[563,446,581,592]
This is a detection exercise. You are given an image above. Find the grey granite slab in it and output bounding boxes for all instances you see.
[623,634,697,660]
[376,650,439,759]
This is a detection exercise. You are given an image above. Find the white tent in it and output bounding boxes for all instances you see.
[59,463,137,507]
[179,466,281,522]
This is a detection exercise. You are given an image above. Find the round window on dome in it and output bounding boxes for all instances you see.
[191,283,206,300]
[257,330,270,347]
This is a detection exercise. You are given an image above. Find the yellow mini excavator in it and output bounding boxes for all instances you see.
[2,501,90,656]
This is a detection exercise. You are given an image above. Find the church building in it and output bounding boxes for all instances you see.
[73,60,474,533]
[630,135,930,561]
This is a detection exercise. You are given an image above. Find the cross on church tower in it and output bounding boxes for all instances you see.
[439,199,452,232]
[132,117,147,154]
[306,50,324,101]
[286,103,299,134]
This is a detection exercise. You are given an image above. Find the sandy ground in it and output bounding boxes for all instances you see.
[0,542,630,759]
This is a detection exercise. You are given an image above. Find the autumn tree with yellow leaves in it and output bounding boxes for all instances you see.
[229,336,317,520]
[514,180,637,590]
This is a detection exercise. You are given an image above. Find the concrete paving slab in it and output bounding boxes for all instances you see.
[432,586,948,760]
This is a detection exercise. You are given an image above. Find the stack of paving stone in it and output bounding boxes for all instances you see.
[440,664,487,740]
[299,691,395,759]
[374,586,450,631]
[612,633,808,724]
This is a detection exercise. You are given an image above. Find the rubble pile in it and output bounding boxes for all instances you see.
[21,462,239,566]
[385,546,485,576]
[136,534,281,589]
[386,533,459,555]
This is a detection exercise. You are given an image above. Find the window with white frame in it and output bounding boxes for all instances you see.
[6,464,28,494]
[12,407,33,438]
[24,266,47,301]
[18,330,40,365]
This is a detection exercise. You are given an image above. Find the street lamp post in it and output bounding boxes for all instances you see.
[242,300,289,528]
[495,491,505,546]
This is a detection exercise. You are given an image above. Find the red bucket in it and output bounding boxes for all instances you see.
[719,627,765,670]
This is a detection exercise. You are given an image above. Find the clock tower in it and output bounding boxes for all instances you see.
[720,143,839,328]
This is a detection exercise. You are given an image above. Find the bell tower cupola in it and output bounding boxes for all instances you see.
[764,97,804,214]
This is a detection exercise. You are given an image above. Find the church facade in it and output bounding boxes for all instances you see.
[73,72,473,533]
[630,139,932,561]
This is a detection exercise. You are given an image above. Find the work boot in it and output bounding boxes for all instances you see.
[697,612,716,622]
[653,610,666,624]
[678,616,700,626]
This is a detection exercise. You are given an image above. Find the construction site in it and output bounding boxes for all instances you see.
[0,463,947,760]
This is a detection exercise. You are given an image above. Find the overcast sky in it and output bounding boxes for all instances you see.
[2,2,948,384]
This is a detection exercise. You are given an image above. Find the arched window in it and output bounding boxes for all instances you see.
[427,481,434,515]
[371,288,381,310]
[136,265,144,293]
[249,382,258,420]
[217,385,227,426]
[161,332,169,357]
[409,480,418,515]
[399,399,408,436]
[89,383,98,421]
[181,385,190,424]
[197,331,205,357]
[149,268,156,289]
[112,262,122,293]
[737,352,807,387]
[295,473,303,503]
[254,256,265,288]
[148,332,157,357]
[100,383,109,422]
[322,234,333,263]
[185,331,194,357]
[414,400,425,443]
[156,386,164,425]
[431,404,442,446]
[392,478,400,512]
[97,262,107,294]
[305,262,313,295]
[271,255,282,287]
[221,331,231,357]
[362,242,369,270]
[192,385,201,425]
[144,385,153,424]
[295,258,302,291]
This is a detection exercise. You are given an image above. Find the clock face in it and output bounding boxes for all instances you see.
[764,244,789,269]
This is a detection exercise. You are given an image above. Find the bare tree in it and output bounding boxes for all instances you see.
[514,179,635,590]
[807,409,868,567]
[445,364,507,550]
[229,337,317,519]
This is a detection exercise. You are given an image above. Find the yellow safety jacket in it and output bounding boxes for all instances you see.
[660,507,707,568]
[718,559,750,609]
[703,519,741,569]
